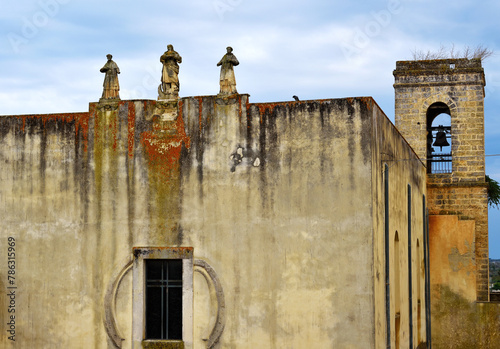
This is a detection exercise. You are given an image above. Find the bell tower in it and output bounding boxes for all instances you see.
[394,58,489,301]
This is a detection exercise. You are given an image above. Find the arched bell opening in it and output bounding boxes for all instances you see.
[426,102,452,174]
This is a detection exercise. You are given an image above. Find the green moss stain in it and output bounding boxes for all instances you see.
[432,285,500,348]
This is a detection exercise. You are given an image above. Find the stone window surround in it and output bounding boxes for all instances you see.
[132,247,194,349]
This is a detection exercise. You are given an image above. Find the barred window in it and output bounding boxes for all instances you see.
[132,247,193,348]
[145,259,183,340]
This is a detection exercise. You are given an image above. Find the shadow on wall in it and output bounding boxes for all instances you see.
[431,286,500,349]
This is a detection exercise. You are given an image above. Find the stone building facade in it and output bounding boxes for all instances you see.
[1,55,499,349]
[0,88,428,347]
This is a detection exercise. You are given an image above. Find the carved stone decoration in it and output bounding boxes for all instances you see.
[159,44,182,100]
[194,259,226,349]
[215,95,239,105]
[151,100,179,122]
[97,102,119,112]
[103,257,224,349]
[100,54,121,102]
[103,258,133,349]
[217,47,239,96]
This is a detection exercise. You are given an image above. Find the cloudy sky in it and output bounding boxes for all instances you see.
[2,0,500,257]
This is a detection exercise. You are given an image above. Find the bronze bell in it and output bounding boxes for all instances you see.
[433,126,450,151]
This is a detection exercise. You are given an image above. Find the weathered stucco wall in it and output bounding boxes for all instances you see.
[429,215,476,301]
[429,215,500,349]
[371,103,427,349]
[0,112,100,348]
[180,96,376,348]
[0,102,176,348]
[1,95,427,348]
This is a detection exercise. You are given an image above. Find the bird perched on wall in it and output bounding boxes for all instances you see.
[293,95,300,101]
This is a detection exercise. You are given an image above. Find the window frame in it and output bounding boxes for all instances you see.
[132,247,193,349]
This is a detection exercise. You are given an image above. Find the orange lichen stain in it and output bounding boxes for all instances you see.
[254,101,300,123]
[361,97,373,110]
[193,97,210,132]
[128,102,136,158]
[178,100,184,120]
[76,113,90,153]
[178,100,189,150]
[198,97,203,133]
[256,103,275,116]
[93,107,102,146]
[253,97,377,119]
[141,131,184,170]
[140,102,189,242]
[140,105,190,176]
[92,106,105,203]
[347,96,374,109]
[111,108,119,151]
[239,95,242,121]
[11,111,91,152]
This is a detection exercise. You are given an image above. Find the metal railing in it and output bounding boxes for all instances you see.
[428,153,452,174]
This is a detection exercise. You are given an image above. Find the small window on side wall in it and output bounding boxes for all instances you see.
[133,247,193,349]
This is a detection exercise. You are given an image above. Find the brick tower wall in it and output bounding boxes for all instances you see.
[394,58,489,301]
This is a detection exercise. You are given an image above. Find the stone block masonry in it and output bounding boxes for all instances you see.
[394,58,488,301]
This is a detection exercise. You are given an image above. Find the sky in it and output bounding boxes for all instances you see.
[2,0,500,257]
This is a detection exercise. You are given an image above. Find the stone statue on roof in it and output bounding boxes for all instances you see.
[217,46,239,95]
[159,44,182,100]
[100,54,120,101]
